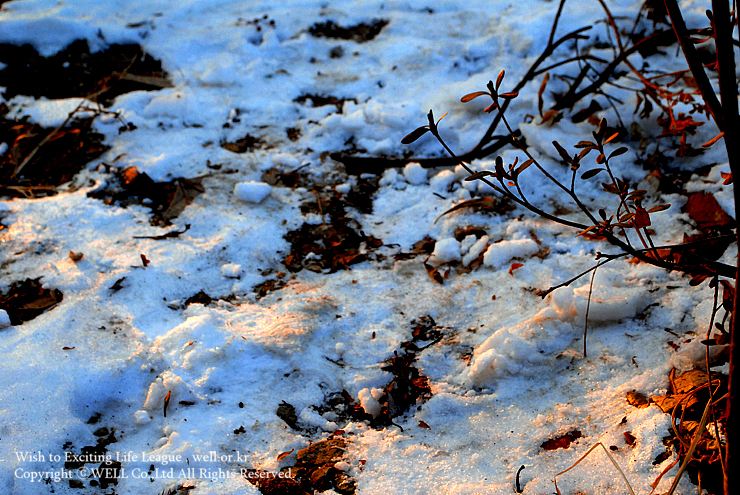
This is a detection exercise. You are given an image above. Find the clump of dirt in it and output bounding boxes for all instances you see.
[0,278,63,325]
[261,167,306,188]
[88,166,205,226]
[308,19,389,42]
[0,39,171,105]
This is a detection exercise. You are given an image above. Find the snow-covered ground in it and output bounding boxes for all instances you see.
[0,0,735,494]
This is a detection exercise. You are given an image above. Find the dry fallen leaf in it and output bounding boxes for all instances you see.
[508,263,523,276]
[424,262,444,284]
[624,431,637,447]
[276,449,294,461]
[541,429,582,451]
[625,390,650,408]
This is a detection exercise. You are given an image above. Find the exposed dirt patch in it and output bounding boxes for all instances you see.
[221,133,265,153]
[0,104,109,198]
[308,19,389,43]
[315,316,441,430]
[63,415,121,489]
[0,39,171,105]
[0,40,171,198]
[253,276,289,300]
[88,166,205,226]
[648,368,727,495]
[0,278,63,325]
[246,436,354,495]
[282,177,382,273]
[294,94,357,114]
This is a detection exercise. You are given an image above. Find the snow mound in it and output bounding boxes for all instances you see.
[234,181,272,203]
[431,237,461,263]
[552,268,649,322]
[483,238,539,268]
[403,162,428,185]
[466,308,577,388]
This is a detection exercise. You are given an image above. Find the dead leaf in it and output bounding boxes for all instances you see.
[541,429,582,450]
[508,263,523,276]
[418,421,431,429]
[277,449,294,461]
[625,390,650,408]
[424,262,444,284]
[109,277,126,292]
[686,191,735,231]
[623,431,637,447]
[0,278,63,324]
[69,251,84,262]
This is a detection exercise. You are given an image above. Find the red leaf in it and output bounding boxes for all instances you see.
[609,146,629,159]
[646,204,670,213]
[686,192,735,230]
[538,73,549,118]
[633,207,651,228]
[624,431,637,447]
[702,132,724,148]
[419,420,431,429]
[541,429,582,450]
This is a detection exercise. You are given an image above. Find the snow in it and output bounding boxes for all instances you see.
[234,181,272,203]
[0,308,10,328]
[403,162,427,185]
[0,0,732,494]
[483,238,540,268]
[431,237,461,263]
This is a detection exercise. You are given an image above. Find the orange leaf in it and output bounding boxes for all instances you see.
[424,262,444,284]
[508,263,523,276]
[702,132,724,147]
[277,449,294,461]
[460,91,490,103]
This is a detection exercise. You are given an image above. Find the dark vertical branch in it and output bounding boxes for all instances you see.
[710,2,740,493]
[662,0,725,130]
